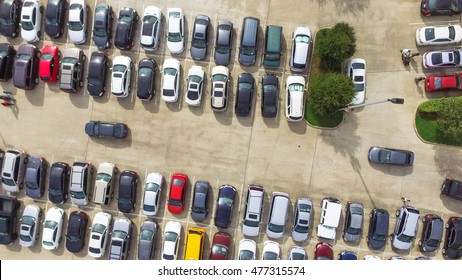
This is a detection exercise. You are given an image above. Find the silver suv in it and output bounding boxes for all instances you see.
[1,149,28,192]
[391,205,420,250]
[242,184,264,237]
[266,192,289,239]
[60,48,85,93]
[69,161,93,206]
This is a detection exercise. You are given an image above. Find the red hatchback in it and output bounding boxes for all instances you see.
[167,173,188,214]
[314,242,333,260]
[209,232,231,260]
[39,45,60,82]
[425,74,462,92]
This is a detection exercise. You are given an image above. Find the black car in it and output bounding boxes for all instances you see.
[87,51,109,97]
[0,43,16,82]
[65,210,88,253]
[441,177,462,200]
[0,0,20,38]
[190,180,210,222]
[442,217,462,259]
[261,74,278,118]
[93,3,113,49]
[45,0,67,38]
[13,44,40,90]
[85,121,128,138]
[115,7,138,50]
[48,162,70,204]
[421,0,462,16]
[214,20,233,66]
[235,73,255,116]
[137,58,156,101]
[214,184,236,228]
[190,14,210,60]
[419,214,444,253]
[118,170,139,213]
[368,146,414,166]
[367,208,389,250]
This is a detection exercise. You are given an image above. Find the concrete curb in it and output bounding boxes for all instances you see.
[413,109,462,148]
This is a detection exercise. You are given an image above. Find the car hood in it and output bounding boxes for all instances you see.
[215,51,230,65]
[191,46,206,60]
[167,40,183,54]
[45,24,60,38]
[111,74,124,93]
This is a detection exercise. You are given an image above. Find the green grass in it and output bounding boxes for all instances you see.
[415,114,462,146]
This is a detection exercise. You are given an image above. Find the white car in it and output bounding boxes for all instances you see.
[345,58,366,105]
[161,221,181,260]
[285,75,305,122]
[19,205,41,247]
[166,8,184,54]
[291,197,312,242]
[162,58,180,102]
[88,212,112,258]
[111,55,133,98]
[142,172,164,216]
[290,26,311,72]
[93,162,116,205]
[140,6,162,51]
[20,0,42,43]
[262,240,280,260]
[416,24,462,46]
[237,239,256,260]
[42,207,65,250]
[109,217,132,260]
[68,0,88,44]
[211,66,229,111]
[288,245,307,260]
[185,66,205,106]
[422,49,462,68]
[364,255,381,260]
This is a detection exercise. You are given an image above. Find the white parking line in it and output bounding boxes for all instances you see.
[409,20,460,25]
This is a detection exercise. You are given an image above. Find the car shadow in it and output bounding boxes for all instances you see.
[87,130,133,148]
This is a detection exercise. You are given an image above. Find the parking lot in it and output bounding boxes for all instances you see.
[1,0,462,260]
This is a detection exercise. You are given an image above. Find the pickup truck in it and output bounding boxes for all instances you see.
[0,195,20,245]
[316,197,342,240]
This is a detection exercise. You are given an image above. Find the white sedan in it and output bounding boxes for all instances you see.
[285,75,305,122]
[142,172,164,216]
[262,240,280,260]
[88,212,112,258]
[68,0,88,44]
[185,66,205,106]
[162,58,180,102]
[422,49,462,68]
[211,66,229,111]
[161,221,181,260]
[166,8,184,54]
[237,238,257,260]
[140,6,162,51]
[111,55,133,98]
[42,207,65,250]
[19,205,41,247]
[345,58,366,105]
[20,0,42,43]
[416,24,462,46]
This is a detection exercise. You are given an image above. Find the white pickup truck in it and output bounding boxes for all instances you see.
[317,197,342,240]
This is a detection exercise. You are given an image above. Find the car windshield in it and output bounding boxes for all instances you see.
[21,21,34,31]
[70,190,85,199]
[426,238,440,247]
[1,177,14,186]
[68,21,83,31]
[0,15,13,26]
[268,223,283,233]
[92,224,106,234]
[239,250,254,260]
[291,252,305,260]
[21,216,35,226]
[113,64,127,73]
[294,223,309,233]
[62,57,78,64]
[139,67,153,76]
[94,25,106,37]
[145,182,160,192]
[379,150,392,163]
[263,252,278,260]
[238,82,252,90]
[112,230,127,240]
[120,15,132,24]
[449,25,456,39]
[212,74,227,82]
[244,219,259,227]
[192,204,205,214]
[212,244,228,256]
[140,229,153,241]
[169,199,181,206]
[168,31,182,42]
[46,16,58,26]
[164,68,177,76]
[295,34,310,44]
[347,227,361,235]
[189,75,202,84]
[192,36,206,48]
[372,233,386,241]
[44,220,57,230]
[26,181,39,190]
[289,83,304,92]
[96,173,111,182]
[164,232,178,242]
[241,45,255,55]
[41,53,53,60]
[397,233,414,243]
[263,84,277,93]
[218,196,233,207]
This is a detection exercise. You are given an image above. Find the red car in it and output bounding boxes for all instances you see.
[314,242,333,260]
[167,173,188,214]
[209,232,231,260]
[39,45,60,82]
[425,74,462,92]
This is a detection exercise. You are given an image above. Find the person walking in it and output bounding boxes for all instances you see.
[1,101,14,107]
[0,95,15,102]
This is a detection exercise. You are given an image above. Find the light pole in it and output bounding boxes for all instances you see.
[338,98,405,112]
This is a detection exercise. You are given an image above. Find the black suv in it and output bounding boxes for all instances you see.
[441,177,462,200]
[115,7,138,50]
[0,0,20,38]
[65,210,88,253]
[118,170,139,213]
[87,51,109,97]
[13,44,40,90]
[45,0,67,38]
[0,43,16,82]
[0,195,20,245]
[419,214,443,253]
[367,208,389,250]
[443,217,462,259]
[48,162,70,204]
[93,3,113,49]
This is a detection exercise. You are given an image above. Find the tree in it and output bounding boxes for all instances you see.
[308,73,356,116]
[437,98,462,140]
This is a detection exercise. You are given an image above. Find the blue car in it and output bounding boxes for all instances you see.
[24,156,47,199]
[214,185,236,228]
[85,121,128,138]
[338,250,357,260]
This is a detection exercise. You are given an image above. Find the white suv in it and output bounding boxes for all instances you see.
[67,0,88,44]
[20,0,42,43]
[391,205,420,250]
[69,161,93,206]
[242,185,264,237]
[266,192,289,239]
[1,149,28,192]
[316,197,342,240]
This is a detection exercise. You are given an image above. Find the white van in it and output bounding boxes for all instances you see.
[266,192,290,239]
[93,162,116,205]
[317,197,342,240]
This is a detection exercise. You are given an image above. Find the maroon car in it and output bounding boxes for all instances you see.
[209,232,231,260]
[314,242,333,260]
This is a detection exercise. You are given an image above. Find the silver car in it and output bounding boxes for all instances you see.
[391,205,420,250]
[291,197,312,242]
[342,201,364,243]
[138,220,157,260]
[109,217,132,260]
[19,205,41,247]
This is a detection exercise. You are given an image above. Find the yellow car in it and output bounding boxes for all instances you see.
[184,227,205,260]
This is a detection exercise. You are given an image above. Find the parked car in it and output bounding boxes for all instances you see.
[167,173,188,214]
[242,184,264,237]
[422,49,462,68]
[166,8,184,54]
[87,51,109,97]
[69,161,93,206]
[292,197,312,242]
[24,156,47,199]
[117,170,139,213]
[0,195,20,245]
[115,7,138,50]
[39,45,60,83]
[67,0,88,44]
[88,212,112,258]
[0,0,20,38]
[209,232,231,260]
[288,246,307,260]
[211,65,229,111]
[140,6,162,51]
[261,74,279,118]
[93,162,116,205]
[161,58,180,102]
[261,240,280,260]
[266,192,290,239]
[190,180,210,221]
[59,47,85,93]
[214,184,237,228]
[237,238,256,260]
[109,217,132,260]
[65,210,88,253]
[425,73,462,92]
[364,255,382,260]
[367,208,389,250]
[419,214,444,253]
[44,0,66,38]
[111,55,132,98]
[137,58,156,101]
[85,121,128,138]
[0,43,16,81]
[13,44,40,90]
[235,73,255,116]
[338,250,357,260]
[183,227,205,260]
[442,216,462,259]
[20,0,42,43]
[285,75,305,122]
[317,197,342,240]
[42,207,65,250]
[416,24,462,46]
[48,162,70,204]
[421,0,462,16]
[314,242,333,260]
[185,65,204,106]
[368,146,414,166]
[19,204,41,247]
[343,201,364,243]
[161,221,181,260]
[190,14,210,60]
[93,3,113,49]
[214,20,233,65]
[290,26,311,72]
[138,220,157,260]
[441,177,462,200]
[238,17,259,65]
[1,149,27,192]
[345,58,366,105]
[142,172,164,216]
[391,205,420,250]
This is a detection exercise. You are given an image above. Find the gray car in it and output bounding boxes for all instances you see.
[342,201,364,243]
[190,14,210,60]
[368,146,414,166]
[214,20,233,65]
[109,217,132,260]
[93,4,113,49]
[190,180,210,221]
[138,220,157,260]
[291,198,312,242]
[419,214,444,253]
[24,156,47,199]
[59,48,85,93]
[85,121,128,138]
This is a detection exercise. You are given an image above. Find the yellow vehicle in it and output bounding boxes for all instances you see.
[184,227,205,260]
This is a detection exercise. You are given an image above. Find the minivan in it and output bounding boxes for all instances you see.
[242,184,264,237]
[266,192,289,239]
[93,162,116,205]
[263,25,282,68]
[238,17,259,66]
[184,227,205,260]
[1,149,28,192]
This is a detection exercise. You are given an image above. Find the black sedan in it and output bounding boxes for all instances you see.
[442,217,462,259]
[48,162,70,204]
[261,74,279,118]
[93,3,113,49]
[368,146,414,166]
[214,20,233,66]
[115,7,138,50]
[421,0,462,16]
[214,184,236,228]
[85,121,128,138]
[0,0,20,38]
[235,73,255,116]
[137,58,156,101]
[367,208,389,250]
[118,170,139,213]
[45,0,67,38]
[87,51,109,97]
[65,210,89,253]
[0,43,15,82]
